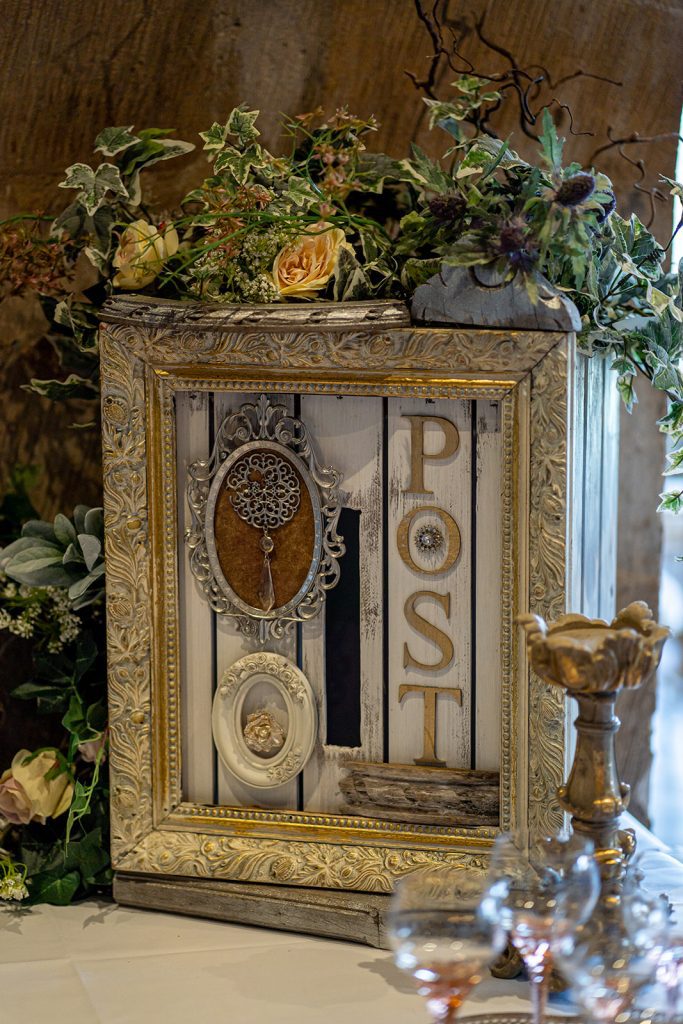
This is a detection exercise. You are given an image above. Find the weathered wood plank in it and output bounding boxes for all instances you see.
[114,871,390,948]
[387,398,472,769]
[299,395,384,812]
[213,390,299,810]
[474,399,503,771]
[176,390,215,804]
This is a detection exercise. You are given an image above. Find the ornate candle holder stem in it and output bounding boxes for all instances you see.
[519,601,669,907]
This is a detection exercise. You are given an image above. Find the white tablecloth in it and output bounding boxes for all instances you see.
[1,824,681,1024]
[0,899,563,1023]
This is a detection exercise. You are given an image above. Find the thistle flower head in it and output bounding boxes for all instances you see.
[553,172,596,208]
[428,192,466,225]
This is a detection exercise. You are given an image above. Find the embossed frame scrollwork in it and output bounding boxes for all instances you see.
[100,296,571,894]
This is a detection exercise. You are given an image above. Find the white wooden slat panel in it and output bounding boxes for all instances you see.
[213,390,298,810]
[176,390,215,804]
[299,395,384,811]
[474,400,502,771]
[599,361,620,620]
[568,348,586,615]
[582,356,604,618]
[387,399,472,768]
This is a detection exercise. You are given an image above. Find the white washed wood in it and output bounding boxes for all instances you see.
[599,361,620,620]
[474,400,503,771]
[387,399,472,768]
[213,391,298,810]
[299,396,384,811]
[176,391,215,804]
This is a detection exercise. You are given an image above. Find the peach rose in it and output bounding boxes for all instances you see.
[0,749,73,825]
[273,222,349,299]
[112,219,179,290]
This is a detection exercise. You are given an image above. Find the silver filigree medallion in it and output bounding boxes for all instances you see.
[186,395,344,642]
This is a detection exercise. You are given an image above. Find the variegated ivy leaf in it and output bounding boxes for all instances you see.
[283,176,320,208]
[58,162,129,215]
[658,489,683,513]
[23,374,99,401]
[213,144,264,183]
[664,447,683,475]
[94,125,139,156]
[226,106,260,146]
[199,121,228,152]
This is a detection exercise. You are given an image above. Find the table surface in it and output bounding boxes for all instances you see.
[1,837,681,1024]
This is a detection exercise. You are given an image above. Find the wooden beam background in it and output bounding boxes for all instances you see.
[1,0,681,818]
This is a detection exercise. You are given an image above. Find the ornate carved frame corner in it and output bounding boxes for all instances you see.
[100,296,570,894]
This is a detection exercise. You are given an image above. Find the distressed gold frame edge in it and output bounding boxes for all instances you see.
[100,318,568,892]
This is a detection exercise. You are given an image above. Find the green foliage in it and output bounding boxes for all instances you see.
[0,506,105,609]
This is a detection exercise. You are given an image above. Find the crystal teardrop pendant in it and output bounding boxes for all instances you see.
[258,533,276,611]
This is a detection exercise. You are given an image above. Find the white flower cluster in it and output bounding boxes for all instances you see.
[0,575,81,652]
[0,875,28,902]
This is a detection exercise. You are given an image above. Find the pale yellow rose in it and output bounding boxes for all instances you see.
[0,749,73,825]
[273,222,349,299]
[112,219,179,290]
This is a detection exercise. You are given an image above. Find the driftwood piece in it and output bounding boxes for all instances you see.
[340,760,500,826]
[411,265,581,332]
[101,294,411,329]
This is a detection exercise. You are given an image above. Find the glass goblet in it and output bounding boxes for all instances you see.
[623,849,682,1021]
[484,830,600,1024]
[388,869,507,1022]
[552,917,662,1023]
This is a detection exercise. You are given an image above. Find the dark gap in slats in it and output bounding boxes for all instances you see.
[325,506,362,748]
[209,392,219,806]
[470,401,478,769]
[382,397,390,763]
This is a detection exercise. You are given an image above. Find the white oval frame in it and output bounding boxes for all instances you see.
[212,652,317,790]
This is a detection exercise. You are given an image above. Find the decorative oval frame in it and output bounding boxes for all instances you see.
[186,395,345,644]
[205,439,323,621]
[212,652,318,789]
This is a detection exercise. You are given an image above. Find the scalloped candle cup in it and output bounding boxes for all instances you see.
[518,601,670,696]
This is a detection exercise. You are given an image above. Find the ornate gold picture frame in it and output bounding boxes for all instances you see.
[100,290,617,943]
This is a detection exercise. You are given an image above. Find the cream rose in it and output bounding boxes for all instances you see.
[112,219,179,290]
[0,749,73,825]
[273,222,349,299]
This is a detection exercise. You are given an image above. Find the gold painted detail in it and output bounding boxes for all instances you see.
[403,415,459,493]
[103,322,562,374]
[398,684,463,767]
[100,330,154,860]
[403,591,455,672]
[118,832,489,892]
[397,506,460,574]
[527,342,569,837]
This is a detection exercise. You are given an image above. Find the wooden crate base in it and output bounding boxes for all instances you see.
[114,871,391,947]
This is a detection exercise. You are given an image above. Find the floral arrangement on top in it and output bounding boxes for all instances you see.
[0,80,682,907]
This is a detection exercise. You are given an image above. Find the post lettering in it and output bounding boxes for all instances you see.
[398,683,463,766]
[403,591,454,671]
[403,415,459,494]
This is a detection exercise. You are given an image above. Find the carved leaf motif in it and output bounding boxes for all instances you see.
[104,322,561,374]
[119,832,489,892]
[528,343,568,837]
